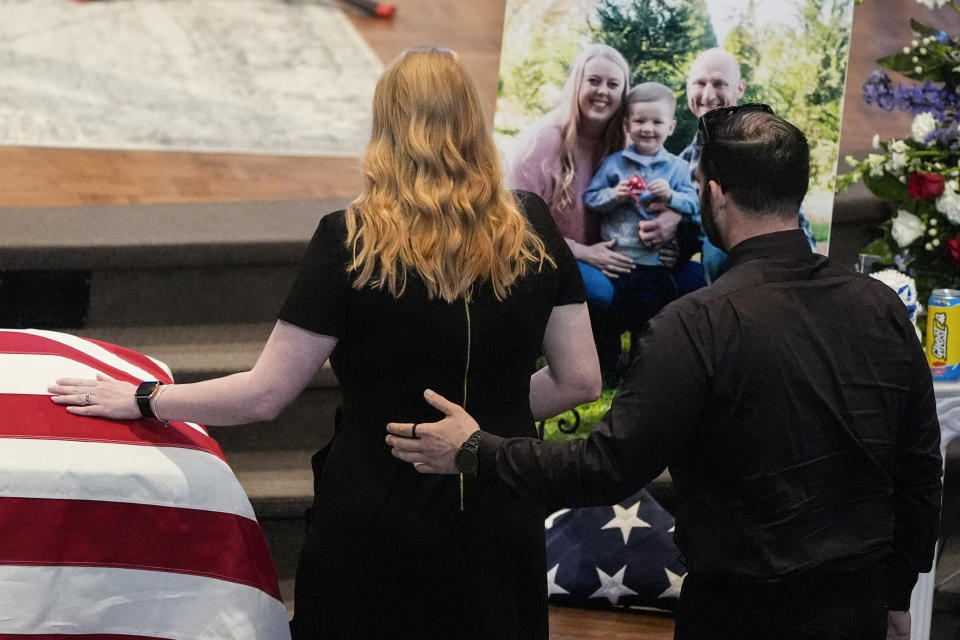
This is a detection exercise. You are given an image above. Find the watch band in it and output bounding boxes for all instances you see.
[455,430,482,476]
[135,381,163,419]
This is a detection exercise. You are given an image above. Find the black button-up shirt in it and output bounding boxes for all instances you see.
[478,229,942,609]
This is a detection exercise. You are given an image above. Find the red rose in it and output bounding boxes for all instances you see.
[948,237,960,267]
[907,172,945,200]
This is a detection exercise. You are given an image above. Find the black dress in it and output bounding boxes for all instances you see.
[280,191,585,639]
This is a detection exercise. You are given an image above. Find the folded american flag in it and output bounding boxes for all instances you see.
[0,329,290,639]
[545,488,686,612]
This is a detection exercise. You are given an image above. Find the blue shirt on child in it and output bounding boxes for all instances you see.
[584,145,699,267]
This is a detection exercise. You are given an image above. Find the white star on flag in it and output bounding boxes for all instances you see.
[589,565,638,605]
[601,501,651,544]
[546,564,569,596]
[545,509,571,530]
[658,568,686,600]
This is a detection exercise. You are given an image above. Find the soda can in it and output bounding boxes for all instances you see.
[926,288,960,381]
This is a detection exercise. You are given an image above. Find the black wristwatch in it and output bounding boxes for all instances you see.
[135,381,164,419]
[455,430,482,475]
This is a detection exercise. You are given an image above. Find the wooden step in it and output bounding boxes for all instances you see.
[0,199,349,270]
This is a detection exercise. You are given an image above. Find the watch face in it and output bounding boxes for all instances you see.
[455,448,478,475]
[136,381,160,398]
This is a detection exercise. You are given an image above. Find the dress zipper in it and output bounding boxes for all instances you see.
[460,297,471,512]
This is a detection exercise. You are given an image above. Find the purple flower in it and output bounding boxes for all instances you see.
[863,70,960,118]
[894,252,911,273]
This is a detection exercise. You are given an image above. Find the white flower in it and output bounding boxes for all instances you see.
[872,134,881,149]
[870,268,923,337]
[915,66,924,74]
[887,140,909,172]
[887,152,908,173]
[912,112,938,145]
[891,209,926,247]
[936,180,960,224]
[866,153,887,177]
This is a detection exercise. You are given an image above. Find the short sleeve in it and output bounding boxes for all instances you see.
[278,211,350,337]
[516,190,586,306]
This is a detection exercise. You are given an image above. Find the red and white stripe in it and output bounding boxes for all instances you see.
[0,330,290,640]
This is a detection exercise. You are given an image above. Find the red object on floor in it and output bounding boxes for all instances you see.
[342,0,396,18]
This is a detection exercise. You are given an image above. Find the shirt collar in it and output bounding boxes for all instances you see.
[724,228,811,271]
[623,145,669,165]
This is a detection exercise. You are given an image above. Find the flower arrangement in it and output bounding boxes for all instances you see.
[839,0,960,302]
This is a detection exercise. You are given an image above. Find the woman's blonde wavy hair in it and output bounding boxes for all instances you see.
[346,46,552,303]
[549,44,629,218]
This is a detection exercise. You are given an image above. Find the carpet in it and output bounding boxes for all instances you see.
[0,0,383,156]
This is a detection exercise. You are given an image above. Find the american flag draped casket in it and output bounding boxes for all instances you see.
[0,329,290,639]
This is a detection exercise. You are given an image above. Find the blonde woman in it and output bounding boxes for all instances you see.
[49,46,600,639]
[509,44,634,285]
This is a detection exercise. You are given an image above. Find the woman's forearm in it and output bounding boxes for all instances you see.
[529,365,599,421]
[153,322,337,425]
[50,320,337,428]
[152,371,283,426]
[529,303,602,421]
[565,237,585,260]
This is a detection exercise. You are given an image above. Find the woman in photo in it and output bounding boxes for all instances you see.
[508,43,635,293]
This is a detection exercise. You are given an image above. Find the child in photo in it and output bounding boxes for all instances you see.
[584,82,700,371]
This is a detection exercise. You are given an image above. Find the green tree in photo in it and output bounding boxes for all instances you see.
[592,0,718,153]
[494,0,596,137]
[723,0,851,195]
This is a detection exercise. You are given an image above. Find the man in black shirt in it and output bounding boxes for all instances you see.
[387,106,942,639]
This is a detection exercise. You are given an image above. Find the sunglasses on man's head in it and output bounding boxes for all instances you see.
[697,103,774,146]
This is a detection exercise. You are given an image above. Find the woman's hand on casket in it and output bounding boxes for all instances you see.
[48,374,141,420]
[385,389,480,474]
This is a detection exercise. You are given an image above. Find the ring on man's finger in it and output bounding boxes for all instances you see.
[413,462,425,468]
[411,423,419,439]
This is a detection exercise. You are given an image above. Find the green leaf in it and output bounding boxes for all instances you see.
[877,51,909,71]
[910,19,939,38]
[861,238,894,263]
[877,51,946,81]
[863,172,911,202]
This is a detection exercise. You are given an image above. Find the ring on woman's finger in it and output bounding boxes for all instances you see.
[411,423,419,439]
[84,394,91,406]
[413,461,425,468]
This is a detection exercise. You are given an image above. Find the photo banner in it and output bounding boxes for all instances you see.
[494,0,856,255]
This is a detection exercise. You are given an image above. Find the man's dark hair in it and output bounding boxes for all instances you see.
[699,110,809,217]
